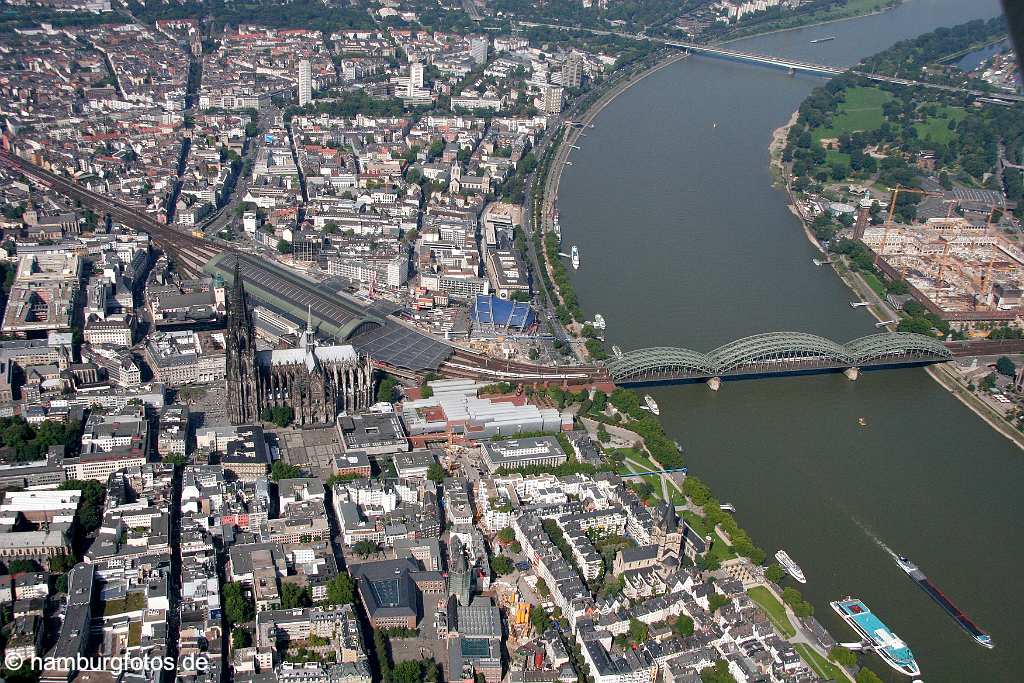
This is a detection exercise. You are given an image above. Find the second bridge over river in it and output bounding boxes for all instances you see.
[606,331,953,389]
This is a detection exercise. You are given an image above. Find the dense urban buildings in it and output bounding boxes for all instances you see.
[0,1,1015,683]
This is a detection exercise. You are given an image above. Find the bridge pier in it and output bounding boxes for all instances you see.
[707,376,721,391]
[844,367,860,381]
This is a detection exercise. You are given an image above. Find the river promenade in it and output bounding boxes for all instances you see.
[553,1,1020,679]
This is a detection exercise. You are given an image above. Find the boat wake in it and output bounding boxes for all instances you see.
[852,517,898,560]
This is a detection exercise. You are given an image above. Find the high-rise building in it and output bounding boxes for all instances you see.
[541,85,563,114]
[298,59,312,106]
[410,62,424,89]
[561,53,583,90]
[469,37,488,66]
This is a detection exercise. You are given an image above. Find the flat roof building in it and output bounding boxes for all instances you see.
[481,436,567,473]
[337,412,408,455]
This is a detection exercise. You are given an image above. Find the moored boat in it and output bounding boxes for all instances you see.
[831,597,921,677]
[774,549,806,584]
[643,394,660,416]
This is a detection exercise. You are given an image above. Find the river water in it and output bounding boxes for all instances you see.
[558,1,1019,681]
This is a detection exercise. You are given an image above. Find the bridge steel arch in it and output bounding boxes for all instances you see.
[846,332,952,365]
[605,347,716,383]
[607,332,950,385]
[709,332,855,376]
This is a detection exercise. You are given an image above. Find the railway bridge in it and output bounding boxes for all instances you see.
[606,331,952,389]
[3,153,1013,392]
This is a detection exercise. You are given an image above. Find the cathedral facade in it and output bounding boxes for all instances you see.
[225,264,374,426]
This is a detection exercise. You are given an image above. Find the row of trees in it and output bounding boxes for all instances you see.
[0,417,80,463]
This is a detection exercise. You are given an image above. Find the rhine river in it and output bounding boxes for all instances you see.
[558,1,1019,680]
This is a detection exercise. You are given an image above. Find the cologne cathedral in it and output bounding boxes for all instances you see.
[225,264,374,426]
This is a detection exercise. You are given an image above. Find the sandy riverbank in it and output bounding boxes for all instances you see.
[769,109,799,183]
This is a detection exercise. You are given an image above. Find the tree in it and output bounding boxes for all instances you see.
[392,659,421,683]
[232,627,251,649]
[764,563,785,584]
[163,453,187,466]
[6,559,37,574]
[700,660,737,683]
[671,614,694,637]
[496,527,516,544]
[490,555,514,576]
[855,668,885,683]
[271,459,302,481]
[708,593,730,613]
[277,239,293,254]
[353,540,379,558]
[424,659,440,683]
[829,646,857,668]
[530,605,551,633]
[223,582,254,625]
[49,553,76,575]
[627,618,648,645]
[596,423,610,444]
[270,405,294,427]
[280,582,312,609]
[326,574,357,605]
[426,461,445,484]
[996,356,1016,377]
[781,586,814,617]
[377,376,398,403]
[59,479,106,540]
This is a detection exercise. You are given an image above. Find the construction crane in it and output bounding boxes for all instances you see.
[878,185,942,254]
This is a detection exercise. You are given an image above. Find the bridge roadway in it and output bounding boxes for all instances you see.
[670,41,1024,104]
[659,40,1024,103]
[516,21,1024,104]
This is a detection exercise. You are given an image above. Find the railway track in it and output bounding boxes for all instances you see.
[0,151,223,278]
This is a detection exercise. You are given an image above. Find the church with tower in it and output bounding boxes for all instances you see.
[225,262,375,426]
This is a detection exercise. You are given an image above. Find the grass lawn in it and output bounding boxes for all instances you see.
[681,510,737,561]
[747,586,796,638]
[814,87,892,142]
[860,271,886,297]
[794,643,845,681]
[625,451,659,472]
[914,105,967,145]
[824,150,852,169]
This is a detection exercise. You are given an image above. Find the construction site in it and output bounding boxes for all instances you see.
[856,186,1023,321]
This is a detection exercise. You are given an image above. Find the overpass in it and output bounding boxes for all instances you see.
[606,331,953,388]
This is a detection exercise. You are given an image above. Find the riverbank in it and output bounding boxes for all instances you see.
[535,49,689,359]
[541,50,689,227]
[769,109,799,183]
[769,113,1024,452]
[719,0,902,45]
[546,49,858,677]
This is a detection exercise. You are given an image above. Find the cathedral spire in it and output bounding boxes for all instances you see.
[304,304,316,353]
